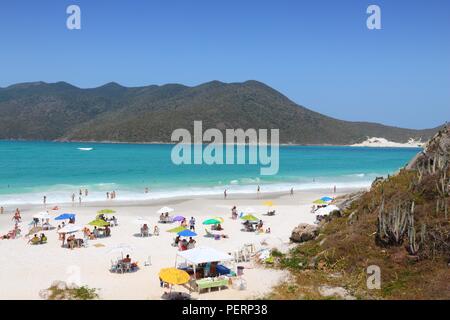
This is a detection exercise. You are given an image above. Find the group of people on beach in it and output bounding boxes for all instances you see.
[71,189,89,205]
[28,233,47,245]
[140,223,160,236]
[174,235,196,251]
[106,191,117,200]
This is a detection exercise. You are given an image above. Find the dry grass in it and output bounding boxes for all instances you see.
[269,169,450,300]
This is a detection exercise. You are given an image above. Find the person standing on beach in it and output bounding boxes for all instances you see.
[106,192,110,200]
[224,189,227,199]
[43,195,47,206]
[290,188,294,196]
[85,189,88,197]
[0,206,3,214]
[333,185,337,194]
[79,196,82,205]
[71,193,75,204]
[257,185,260,197]
[189,217,196,231]
[145,187,149,194]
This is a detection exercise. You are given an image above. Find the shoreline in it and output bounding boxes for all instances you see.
[0,138,424,148]
[1,187,363,212]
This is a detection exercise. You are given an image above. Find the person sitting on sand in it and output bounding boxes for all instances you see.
[187,237,196,249]
[28,234,40,245]
[153,225,159,236]
[67,235,76,249]
[257,220,264,229]
[174,235,181,246]
[215,223,223,231]
[159,213,164,222]
[40,233,47,243]
[179,239,188,251]
[105,225,111,237]
[265,227,271,233]
[122,254,131,264]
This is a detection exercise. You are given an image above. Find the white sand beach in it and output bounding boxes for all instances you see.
[351,137,424,148]
[0,188,360,300]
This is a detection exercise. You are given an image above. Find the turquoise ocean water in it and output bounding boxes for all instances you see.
[0,141,420,205]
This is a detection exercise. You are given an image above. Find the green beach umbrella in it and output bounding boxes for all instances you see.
[98,209,116,214]
[313,199,327,205]
[88,219,110,227]
[202,218,222,225]
[240,214,259,221]
[167,226,186,233]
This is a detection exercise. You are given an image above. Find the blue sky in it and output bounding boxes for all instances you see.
[0,0,449,129]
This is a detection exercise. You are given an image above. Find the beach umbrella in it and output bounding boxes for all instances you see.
[167,226,186,233]
[107,243,134,259]
[88,219,110,227]
[55,213,76,220]
[263,201,274,207]
[157,207,174,214]
[313,199,327,205]
[58,224,82,234]
[177,229,197,237]
[33,211,51,220]
[320,196,334,202]
[202,218,221,225]
[159,268,190,285]
[172,215,185,222]
[241,214,259,221]
[98,209,115,214]
[134,217,151,225]
[315,205,340,216]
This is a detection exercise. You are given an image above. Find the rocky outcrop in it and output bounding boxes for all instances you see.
[290,223,319,243]
[333,191,366,211]
[406,124,449,171]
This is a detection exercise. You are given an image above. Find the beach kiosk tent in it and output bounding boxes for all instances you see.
[175,246,234,279]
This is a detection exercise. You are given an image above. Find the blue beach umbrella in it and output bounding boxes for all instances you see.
[320,196,333,202]
[177,229,197,237]
[55,213,76,220]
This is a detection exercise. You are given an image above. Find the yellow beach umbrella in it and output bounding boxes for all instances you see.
[98,209,115,214]
[88,219,110,227]
[263,201,273,207]
[159,268,190,285]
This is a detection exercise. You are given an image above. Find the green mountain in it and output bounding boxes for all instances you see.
[0,80,441,144]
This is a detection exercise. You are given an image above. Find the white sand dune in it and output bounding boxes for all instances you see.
[351,137,424,148]
[0,188,359,300]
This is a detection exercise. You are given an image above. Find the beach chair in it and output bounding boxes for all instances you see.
[111,260,120,273]
[123,262,132,273]
[205,229,215,238]
[144,256,152,266]
[82,237,89,248]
